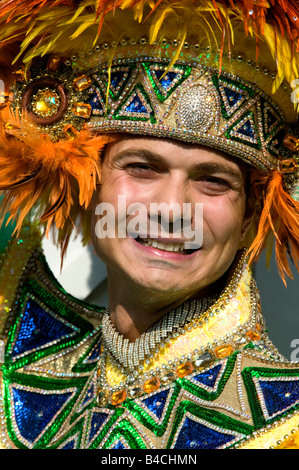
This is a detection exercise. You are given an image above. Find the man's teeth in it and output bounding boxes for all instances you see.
[139,238,186,252]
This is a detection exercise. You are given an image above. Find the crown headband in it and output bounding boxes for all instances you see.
[13,56,286,172]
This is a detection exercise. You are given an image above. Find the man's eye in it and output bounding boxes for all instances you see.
[125,163,156,175]
[195,176,231,191]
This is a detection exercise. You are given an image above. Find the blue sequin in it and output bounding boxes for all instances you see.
[223,86,243,107]
[61,439,76,449]
[88,411,109,442]
[154,70,179,91]
[111,440,126,449]
[12,297,76,357]
[258,379,299,418]
[237,119,255,138]
[125,94,147,114]
[174,416,236,449]
[141,389,170,420]
[191,363,223,390]
[12,387,72,444]
[81,382,95,407]
[89,90,104,113]
[110,71,127,90]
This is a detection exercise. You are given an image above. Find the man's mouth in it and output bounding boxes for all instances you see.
[134,236,200,254]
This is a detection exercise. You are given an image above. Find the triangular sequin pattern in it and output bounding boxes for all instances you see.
[143,62,191,102]
[242,366,299,428]
[189,360,227,393]
[114,85,155,122]
[9,384,74,448]
[96,65,134,100]
[88,85,106,116]
[260,98,282,137]
[139,388,171,424]
[225,112,260,147]
[171,412,246,449]
[253,376,299,420]
[5,268,94,368]
[10,295,79,360]
[218,81,250,118]
[212,75,255,119]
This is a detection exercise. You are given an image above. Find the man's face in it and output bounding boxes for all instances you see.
[92,137,252,300]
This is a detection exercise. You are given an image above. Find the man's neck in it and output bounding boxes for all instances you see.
[105,271,228,342]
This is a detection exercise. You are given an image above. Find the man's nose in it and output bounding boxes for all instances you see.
[150,174,192,229]
[156,173,191,209]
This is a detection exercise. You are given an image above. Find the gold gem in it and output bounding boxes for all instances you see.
[72,103,92,119]
[176,362,194,378]
[63,124,79,140]
[246,330,261,341]
[110,390,126,406]
[283,134,299,151]
[31,88,60,118]
[73,75,92,91]
[214,344,234,358]
[280,158,298,174]
[143,376,160,394]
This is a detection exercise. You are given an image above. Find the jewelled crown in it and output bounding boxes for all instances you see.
[14,53,289,173]
[0,0,298,280]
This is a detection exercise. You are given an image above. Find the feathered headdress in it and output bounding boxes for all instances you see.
[0,0,298,281]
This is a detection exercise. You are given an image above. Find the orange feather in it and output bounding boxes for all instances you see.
[247,169,299,284]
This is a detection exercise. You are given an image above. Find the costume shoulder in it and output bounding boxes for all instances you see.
[0,222,104,362]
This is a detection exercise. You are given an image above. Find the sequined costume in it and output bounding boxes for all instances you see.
[0,227,298,450]
[0,0,299,451]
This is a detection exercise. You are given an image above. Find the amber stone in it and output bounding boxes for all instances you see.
[246,330,261,341]
[31,89,60,117]
[176,362,194,378]
[283,134,299,151]
[72,103,92,119]
[214,344,234,358]
[63,124,79,139]
[73,75,92,91]
[280,158,297,174]
[143,376,160,394]
[110,390,126,406]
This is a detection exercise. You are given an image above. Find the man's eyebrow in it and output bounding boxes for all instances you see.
[111,148,163,164]
[191,161,243,180]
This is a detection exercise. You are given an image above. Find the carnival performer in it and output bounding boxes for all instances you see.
[0,0,298,449]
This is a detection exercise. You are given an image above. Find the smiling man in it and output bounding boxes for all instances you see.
[92,137,253,341]
[0,0,299,450]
